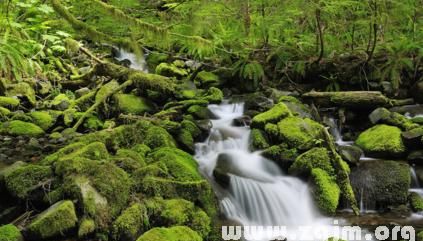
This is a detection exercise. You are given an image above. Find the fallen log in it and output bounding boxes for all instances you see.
[302,91,414,108]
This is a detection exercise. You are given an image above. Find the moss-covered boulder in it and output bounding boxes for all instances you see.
[0,224,23,241]
[78,218,96,238]
[1,120,44,137]
[0,106,11,116]
[195,71,221,88]
[51,93,71,110]
[27,200,77,240]
[145,198,211,238]
[145,126,176,149]
[251,103,291,129]
[0,96,20,108]
[4,164,52,200]
[136,226,202,241]
[201,87,223,104]
[250,129,270,150]
[177,120,202,154]
[355,124,406,157]
[262,144,298,170]
[5,82,36,106]
[114,94,153,115]
[277,116,324,150]
[311,168,340,215]
[187,105,211,119]
[155,63,188,78]
[289,147,334,177]
[278,96,313,119]
[112,203,149,241]
[350,160,410,208]
[409,192,423,212]
[30,111,55,131]
[369,107,419,131]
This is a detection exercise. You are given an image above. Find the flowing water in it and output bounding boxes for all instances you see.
[195,102,349,241]
[115,49,148,72]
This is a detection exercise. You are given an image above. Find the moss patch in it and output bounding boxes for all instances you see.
[112,203,149,241]
[0,224,22,241]
[251,103,291,128]
[311,168,340,215]
[250,129,270,150]
[355,124,406,157]
[289,147,334,177]
[277,116,324,150]
[114,94,153,115]
[1,120,44,137]
[30,111,55,131]
[78,218,96,238]
[410,192,423,212]
[0,96,20,108]
[136,226,202,241]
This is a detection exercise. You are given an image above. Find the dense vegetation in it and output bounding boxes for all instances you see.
[0,0,422,241]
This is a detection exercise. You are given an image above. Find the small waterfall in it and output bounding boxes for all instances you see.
[326,117,353,146]
[195,102,341,241]
[410,166,420,188]
[115,49,148,72]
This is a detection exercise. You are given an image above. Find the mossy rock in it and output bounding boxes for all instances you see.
[27,200,78,240]
[250,129,270,150]
[145,198,211,238]
[277,116,324,150]
[146,52,169,70]
[114,94,153,115]
[112,203,149,241]
[84,115,104,131]
[96,80,120,101]
[251,103,292,128]
[155,63,188,78]
[145,126,176,149]
[0,96,20,108]
[262,144,298,170]
[289,147,334,177]
[78,218,96,238]
[369,107,419,131]
[5,82,36,106]
[0,106,11,116]
[4,164,52,200]
[200,87,223,104]
[410,192,423,212]
[30,111,55,131]
[0,224,23,241]
[355,124,406,157]
[195,70,221,88]
[278,96,313,119]
[136,226,202,241]
[187,105,210,119]
[51,93,71,110]
[1,120,44,137]
[311,168,340,215]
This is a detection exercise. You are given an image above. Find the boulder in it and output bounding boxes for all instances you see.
[78,218,95,238]
[289,147,334,177]
[369,107,418,130]
[350,160,410,209]
[195,71,221,88]
[250,129,270,150]
[233,115,251,127]
[5,82,36,106]
[27,200,78,240]
[155,62,188,78]
[311,168,340,215]
[408,150,423,163]
[402,127,423,150]
[29,111,55,131]
[409,192,423,212]
[51,94,71,110]
[277,116,324,150]
[251,103,292,129]
[1,120,44,137]
[136,226,202,241]
[355,124,406,158]
[262,144,298,170]
[337,145,363,165]
[0,224,23,241]
[113,94,153,115]
[112,203,148,241]
[278,96,313,119]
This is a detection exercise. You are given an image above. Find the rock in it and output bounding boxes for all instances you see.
[233,115,251,127]
[0,106,11,116]
[278,96,313,119]
[78,218,95,238]
[29,111,55,131]
[51,94,71,110]
[251,103,292,129]
[0,161,26,188]
[409,192,423,212]
[195,120,212,140]
[236,92,274,113]
[311,168,340,215]
[402,127,423,150]
[5,82,36,107]
[410,80,423,103]
[114,94,153,115]
[355,124,406,158]
[4,164,52,200]
[411,116,423,125]
[112,203,148,241]
[0,96,20,108]
[27,200,78,240]
[277,116,324,150]
[350,160,410,209]
[390,104,423,116]
[262,144,298,170]
[250,129,270,150]
[407,150,423,163]
[0,224,23,241]
[200,87,223,104]
[75,87,90,98]
[155,62,188,78]
[187,105,213,119]
[289,147,334,177]
[369,107,418,130]
[195,71,221,88]
[144,126,176,149]
[337,145,363,165]
[136,226,202,241]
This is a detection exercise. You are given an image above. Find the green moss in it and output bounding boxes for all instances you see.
[78,218,96,238]
[418,231,423,241]
[195,71,220,88]
[5,82,36,106]
[370,108,419,131]
[164,99,209,110]
[136,226,202,241]
[145,198,211,238]
[51,93,71,110]
[250,129,270,150]
[177,129,195,153]
[277,116,324,150]
[30,111,54,131]
[252,103,292,128]
[179,89,197,99]
[187,105,209,119]
[264,123,280,140]
[28,200,78,239]
[262,144,298,168]
[311,168,340,215]
[114,94,153,115]
[0,97,20,108]
[0,107,11,116]
[146,52,169,70]
[410,192,423,212]
[132,144,151,158]
[155,63,188,78]
[181,120,201,138]
[112,203,149,241]
[355,124,406,157]
[4,164,52,199]
[201,87,223,104]
[1,120,44,137]
[145,126,176,149]
[289,147,334,177]
[0,224,22,241]
[84,115,104,130]
[278,95,301,104]
[96,80,120,101]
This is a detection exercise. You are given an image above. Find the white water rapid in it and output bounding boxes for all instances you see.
[195,102,350,241]
[115,49,148,72]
